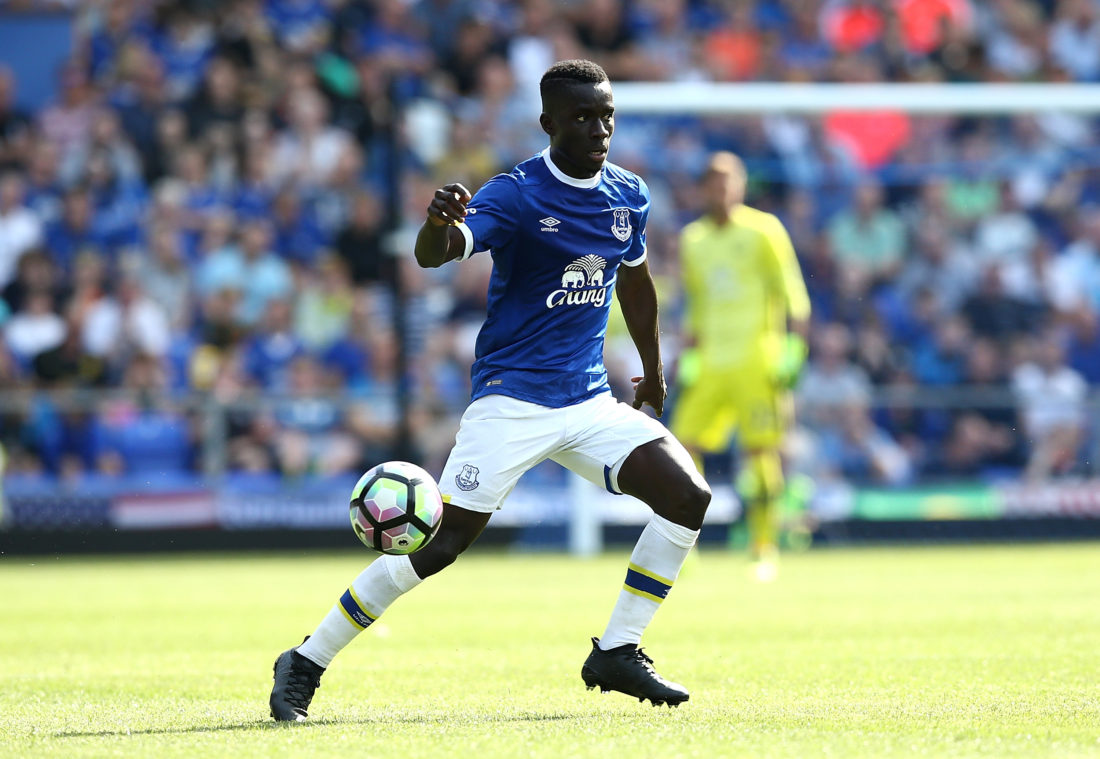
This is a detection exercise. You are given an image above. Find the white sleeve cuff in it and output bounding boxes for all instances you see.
[455,222,474,261]
[622,248,647,267]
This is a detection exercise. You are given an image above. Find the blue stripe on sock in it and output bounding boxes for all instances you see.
[339,589,375,629]
[624,568,671,600]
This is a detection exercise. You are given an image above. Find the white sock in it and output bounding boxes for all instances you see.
[296,554,423,668]
[599,513,699,650]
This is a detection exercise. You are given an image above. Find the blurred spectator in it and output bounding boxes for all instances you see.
[271,186,327,265]
[818,402,913,486]
[826,180,906,283]
[37,62,97,156]
[798,323,872,428]
[821,0,885,53]
[704,2,764,81]
[334,188,394,288]
[79,271,171,365]
[268,355,360,477]
[294,254,354,350]
[131,222,192,331]
[1049,204,1100,315]
[962,265,1044,338]
[270,88,354,188]
[242,297,305,390]
[4,290,66,365]
[93,354,193,476]
[44,186,109,276]
[22,138,64,226]
[896,0,973,55]
[0,172,44,288]
[197,217,292,326]
[895,224,978,312]
[974,182,1038,268]
[1049,0,1100,80]
[184,56,244,138]
[2,250,62,316]
[0,66,32,172]
[60,108,142,187]
[1012,334,1088,480]
[912,314,970,385]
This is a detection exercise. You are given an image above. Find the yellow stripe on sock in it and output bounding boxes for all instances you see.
[627,562,674,587]
[347,585,378,622]
[338,603,367,630]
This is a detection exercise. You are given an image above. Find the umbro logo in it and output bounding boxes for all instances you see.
[539,217,561,232]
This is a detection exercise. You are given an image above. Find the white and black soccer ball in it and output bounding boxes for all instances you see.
[349,461,444,555]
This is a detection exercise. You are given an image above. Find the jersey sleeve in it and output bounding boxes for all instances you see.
[765,215,811,322]
[461,174,520,258]
[678,223,705,337]
[622,177,650,267]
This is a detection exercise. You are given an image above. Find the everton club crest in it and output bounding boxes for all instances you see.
[610,207,632,242]
[456,463,480,491]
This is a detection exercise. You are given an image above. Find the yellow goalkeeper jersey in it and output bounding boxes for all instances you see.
[680,204,810,367]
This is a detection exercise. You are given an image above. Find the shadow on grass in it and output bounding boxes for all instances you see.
[54,711,594,738]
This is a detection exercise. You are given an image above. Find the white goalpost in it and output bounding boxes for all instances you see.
[568,81,1100,556]
[613,82,1100,115]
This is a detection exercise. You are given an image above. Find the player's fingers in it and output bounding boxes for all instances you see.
[435,188,467,213]
[431,190,466,223]
[442,183,473,203]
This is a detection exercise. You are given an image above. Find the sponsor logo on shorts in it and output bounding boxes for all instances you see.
[456,464,480,491]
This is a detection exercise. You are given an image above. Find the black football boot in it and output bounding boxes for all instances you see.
[581,637,689,707]
[270,639,325,721]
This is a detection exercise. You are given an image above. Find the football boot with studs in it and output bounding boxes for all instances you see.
[581,637,689,707]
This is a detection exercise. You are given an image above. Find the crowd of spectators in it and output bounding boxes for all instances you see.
[0,0,1098,489]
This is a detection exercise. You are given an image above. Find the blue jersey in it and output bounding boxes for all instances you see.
[458,148,650,408]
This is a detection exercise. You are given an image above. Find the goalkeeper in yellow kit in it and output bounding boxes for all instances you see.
[673,152,810,581]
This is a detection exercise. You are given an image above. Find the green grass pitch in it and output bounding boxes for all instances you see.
[2,543,1099,758]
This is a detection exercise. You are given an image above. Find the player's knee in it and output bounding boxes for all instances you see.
[409,530,466,578]
[667,478,711,529]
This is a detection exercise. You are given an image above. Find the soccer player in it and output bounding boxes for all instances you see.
[672,152,810,582]
[269,60,711,720]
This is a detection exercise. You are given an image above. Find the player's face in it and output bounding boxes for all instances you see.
[703,170,745,215]
[541,80,615,179]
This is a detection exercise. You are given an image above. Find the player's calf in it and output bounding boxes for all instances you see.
[581,637,689,707]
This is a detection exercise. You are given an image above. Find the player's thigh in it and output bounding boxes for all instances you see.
[550,394,667,494]
[439,395,563,513]
[616,435,712,529]
[670,374,737,453]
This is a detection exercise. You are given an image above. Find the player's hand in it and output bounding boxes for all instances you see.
[427,183,472,227]
[773,334,808,390]
[676,347,701,389]
[631,373,667,418]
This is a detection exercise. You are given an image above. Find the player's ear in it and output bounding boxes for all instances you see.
[539,112,554,138]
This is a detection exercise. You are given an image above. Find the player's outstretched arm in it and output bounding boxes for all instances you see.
[415,183,472,268]
[616,260,666,417]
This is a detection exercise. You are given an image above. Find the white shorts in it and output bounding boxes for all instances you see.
[438,393,670,513]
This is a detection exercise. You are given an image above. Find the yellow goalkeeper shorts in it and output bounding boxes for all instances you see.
[671,365,791,452]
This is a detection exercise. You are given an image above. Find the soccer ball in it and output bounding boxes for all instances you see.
[349,461,444,555]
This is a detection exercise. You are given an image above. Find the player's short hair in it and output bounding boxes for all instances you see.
[704,151,746,184]
[540,59,609,110]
